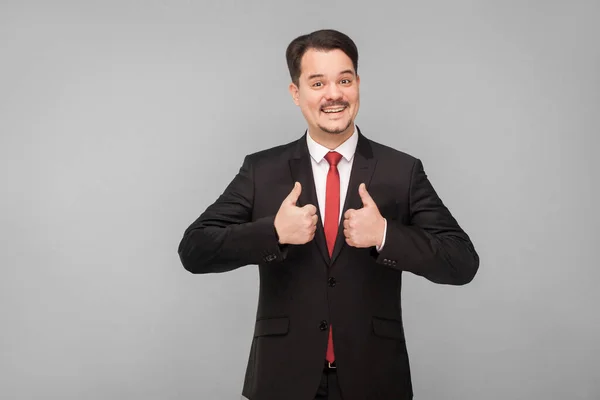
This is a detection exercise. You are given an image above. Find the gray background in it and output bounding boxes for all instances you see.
[1,1,598,399]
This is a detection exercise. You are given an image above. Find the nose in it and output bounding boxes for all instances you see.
[324,82,343,100]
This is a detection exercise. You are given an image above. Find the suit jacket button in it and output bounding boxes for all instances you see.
[319,320,328,331]
[328,277,336,287]
[265,254,276,262]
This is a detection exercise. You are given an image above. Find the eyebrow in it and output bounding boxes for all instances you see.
[307,70,355,80]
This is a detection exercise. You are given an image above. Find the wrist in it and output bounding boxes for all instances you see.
[376,217,386,248]
[273,218,284,244]
[274,227,287,245]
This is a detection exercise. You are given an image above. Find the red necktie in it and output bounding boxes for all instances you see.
[324,151,342,363]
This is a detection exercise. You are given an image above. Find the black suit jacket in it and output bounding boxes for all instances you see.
[178,128,479,400]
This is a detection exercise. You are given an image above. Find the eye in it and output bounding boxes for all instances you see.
[312,81,323,88]
[340,79,351,85]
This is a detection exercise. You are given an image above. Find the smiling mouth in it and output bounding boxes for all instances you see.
[321,106,347,114]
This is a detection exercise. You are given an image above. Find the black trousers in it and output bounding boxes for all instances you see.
[314,365,343,400]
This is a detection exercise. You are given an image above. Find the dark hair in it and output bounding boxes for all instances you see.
[285,29,359,86]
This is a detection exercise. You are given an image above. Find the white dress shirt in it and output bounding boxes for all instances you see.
[305,126,387,250]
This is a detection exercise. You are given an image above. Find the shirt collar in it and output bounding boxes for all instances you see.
[306,125,358,164]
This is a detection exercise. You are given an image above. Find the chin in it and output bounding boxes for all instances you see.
[319,120,353,135]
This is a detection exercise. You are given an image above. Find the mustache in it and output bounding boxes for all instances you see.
[320,101,349,109]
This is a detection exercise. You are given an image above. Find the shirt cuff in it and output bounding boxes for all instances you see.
[375,218,387,252]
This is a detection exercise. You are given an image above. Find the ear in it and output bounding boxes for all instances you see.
[356,74,360,88]
[288,82,300,106]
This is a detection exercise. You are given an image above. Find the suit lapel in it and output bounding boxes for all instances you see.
[331,131,377,264]
[288,135,330,266]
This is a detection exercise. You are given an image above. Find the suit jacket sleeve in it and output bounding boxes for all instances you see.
[374,158,479,285]
[178,155,287,274]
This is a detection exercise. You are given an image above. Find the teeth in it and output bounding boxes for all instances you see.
[322,107,345,113]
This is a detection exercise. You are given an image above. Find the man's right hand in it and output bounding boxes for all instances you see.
[274,182,318,245]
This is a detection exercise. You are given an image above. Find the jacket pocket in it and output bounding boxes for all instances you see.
[253,316,290,337]
[372,316,405,341]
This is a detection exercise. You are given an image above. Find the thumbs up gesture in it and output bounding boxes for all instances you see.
[274,182,318,245]
[343,183,385,248]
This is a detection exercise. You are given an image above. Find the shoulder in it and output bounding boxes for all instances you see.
[238,136,302,171]
[362,135,421,169]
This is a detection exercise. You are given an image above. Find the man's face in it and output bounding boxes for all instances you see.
[289,48,360,138]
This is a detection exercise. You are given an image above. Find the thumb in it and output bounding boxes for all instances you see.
[286,182,302,205]
[358,183,375,207]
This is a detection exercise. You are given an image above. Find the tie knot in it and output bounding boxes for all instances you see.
[324,151,343,167]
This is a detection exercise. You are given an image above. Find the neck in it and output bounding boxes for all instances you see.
[308,126,354,150]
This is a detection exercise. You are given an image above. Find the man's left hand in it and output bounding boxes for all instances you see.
[343,183,385,248]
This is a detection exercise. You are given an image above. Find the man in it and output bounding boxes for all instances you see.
[178,29,479,400]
